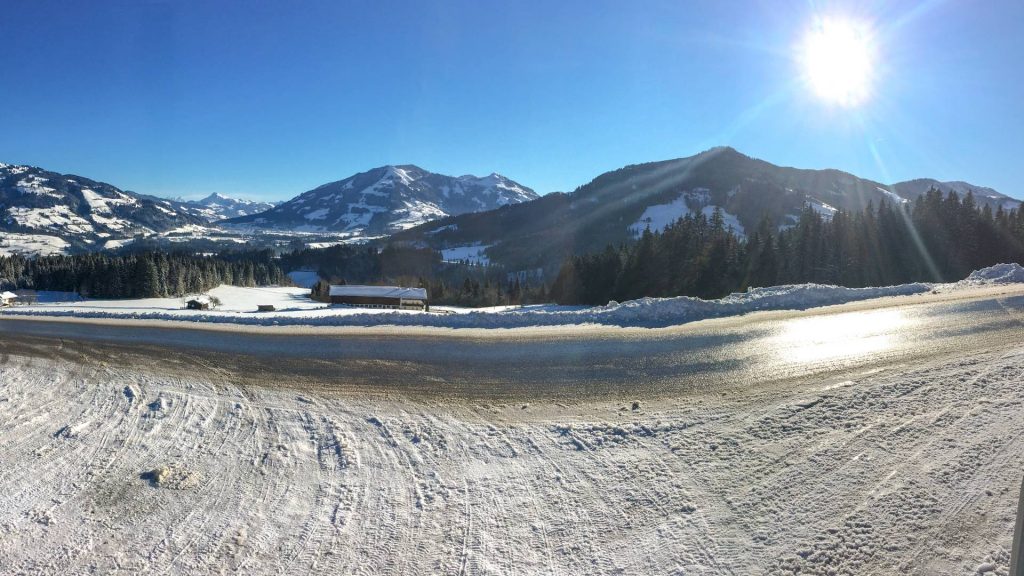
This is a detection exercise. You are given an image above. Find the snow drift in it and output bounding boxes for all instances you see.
[3,263,1023,329]
[957,262,1024,285]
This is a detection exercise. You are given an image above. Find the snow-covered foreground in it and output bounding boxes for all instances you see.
[1,343,1021,574]
[5,263,1024,329]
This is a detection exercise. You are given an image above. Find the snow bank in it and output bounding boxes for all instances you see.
[958,262,1024,285]
[3,264,1022,329]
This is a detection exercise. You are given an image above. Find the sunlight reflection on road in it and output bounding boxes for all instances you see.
[775,309,911,364]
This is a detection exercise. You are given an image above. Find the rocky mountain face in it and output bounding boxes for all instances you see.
[224,165,538,236]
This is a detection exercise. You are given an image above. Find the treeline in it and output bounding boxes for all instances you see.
[0,250,285,298]
[551,189,1024,305]
[281,244,548,306]
[425,276,547,307]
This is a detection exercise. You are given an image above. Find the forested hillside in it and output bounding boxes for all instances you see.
[389,147,1019,274]
[0,251,284,298]
[550,188,1024,304]
[281,245,547,307]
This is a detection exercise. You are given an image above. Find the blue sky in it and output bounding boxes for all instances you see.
[1,0,1021,200]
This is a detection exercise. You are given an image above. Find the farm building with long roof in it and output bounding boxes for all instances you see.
[327,285,428,310]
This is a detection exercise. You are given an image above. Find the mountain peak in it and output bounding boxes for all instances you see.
[199,192,233,203]
[183,193,279,221]
[381,165,425,185]
[391,148,1015,273]
[225,165,537,235]
[703,145,739,155]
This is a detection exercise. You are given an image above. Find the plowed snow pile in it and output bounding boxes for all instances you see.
[1,349,1021,574]
[955,262,1024,286]
[4,263,1023,328]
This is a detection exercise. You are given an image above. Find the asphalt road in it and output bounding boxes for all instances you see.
[2,290,1023,399]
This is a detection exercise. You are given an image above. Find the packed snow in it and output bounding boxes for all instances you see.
[4,264,1024,329]
[0,305,1021,573]
[956,262,1024,285]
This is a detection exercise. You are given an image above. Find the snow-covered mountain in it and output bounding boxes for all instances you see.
[181,193,280,222]
[0,162,205,255]
[225,165,537,235]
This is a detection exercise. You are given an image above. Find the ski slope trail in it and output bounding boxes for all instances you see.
[1,289,1023,574]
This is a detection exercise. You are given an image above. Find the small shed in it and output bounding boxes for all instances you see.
[185,299,210,311]
[257,304,275,312]
[327,285,428,310]
[0,291,16,307]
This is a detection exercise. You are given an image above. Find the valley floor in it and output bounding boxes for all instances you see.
[1,290,1023,574]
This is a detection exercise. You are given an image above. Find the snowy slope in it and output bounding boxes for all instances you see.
[629,189,746,237]
[441,243,492,265]
[0,163,206,252]
[2,333,1021,574]
[0,233,71,257]
[224,165,537,235]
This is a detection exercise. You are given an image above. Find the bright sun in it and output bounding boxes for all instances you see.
[799,17,876,107]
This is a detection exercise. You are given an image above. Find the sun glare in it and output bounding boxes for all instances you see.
[776,309,909,364]
[799,17,876,107]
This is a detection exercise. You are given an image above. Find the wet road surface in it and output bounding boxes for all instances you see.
[2,291,1023,399]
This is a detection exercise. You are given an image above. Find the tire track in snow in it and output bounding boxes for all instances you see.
[2,343,1024,574]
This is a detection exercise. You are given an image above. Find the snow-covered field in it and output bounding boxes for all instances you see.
[0,336,1020,573]
[0,233,71,256]
[442,243,492,265]
[286,269,322,288]
[4,263,1024,329]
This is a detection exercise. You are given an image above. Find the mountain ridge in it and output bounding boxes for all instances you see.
[0,162,205,254]
[224,164,538,235]
[388,147,1019,273]
[1,152,1016,260]
[180,193,280,221]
